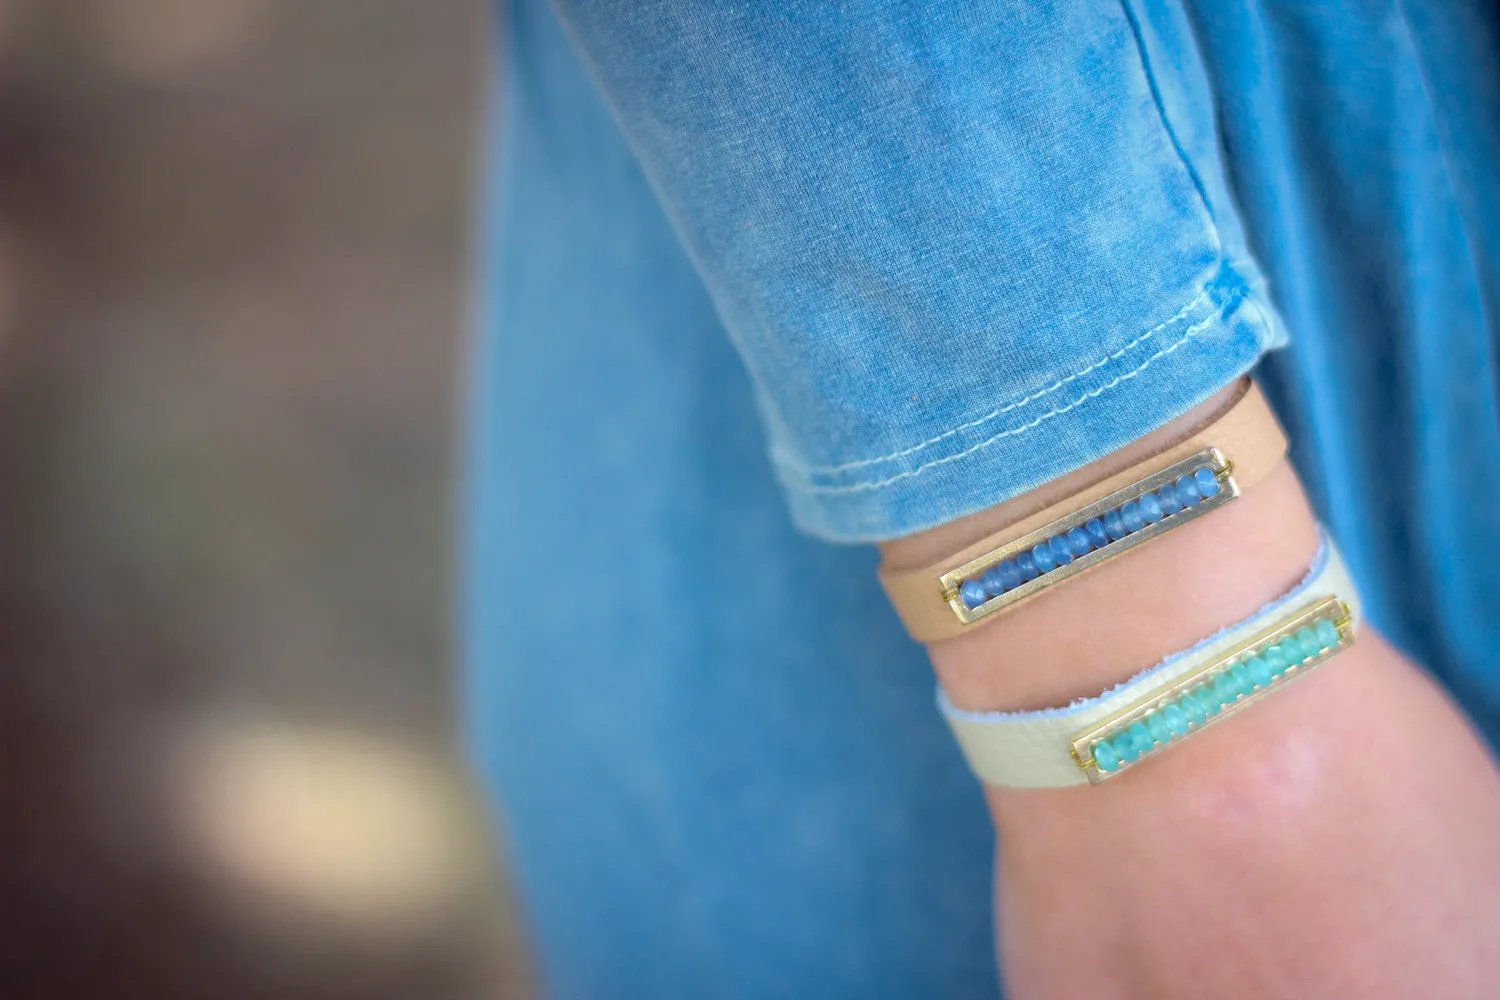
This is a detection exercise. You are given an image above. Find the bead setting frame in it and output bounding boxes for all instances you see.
[939,448,1239,626]
[1070,595,1356,784]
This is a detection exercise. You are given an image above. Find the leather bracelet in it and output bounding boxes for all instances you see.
[939,534,1359,788]
[878,380,1288,643]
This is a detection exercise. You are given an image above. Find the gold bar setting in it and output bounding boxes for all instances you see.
[1071,596,1356,783]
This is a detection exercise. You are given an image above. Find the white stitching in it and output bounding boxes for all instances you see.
[769,284,1215,476]
[781,290,1240,496]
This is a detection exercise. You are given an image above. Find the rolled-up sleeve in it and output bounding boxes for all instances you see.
[549,0,1289,541]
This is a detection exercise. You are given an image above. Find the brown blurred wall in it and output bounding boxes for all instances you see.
[0,3,529,998]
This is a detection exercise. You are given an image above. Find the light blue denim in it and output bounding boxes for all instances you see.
[469,1,1500,997]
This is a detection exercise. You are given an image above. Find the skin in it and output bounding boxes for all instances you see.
[881,383,1500,999]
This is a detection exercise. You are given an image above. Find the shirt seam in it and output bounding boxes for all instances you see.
[768,284,1214,477]
[779,280,1246,497]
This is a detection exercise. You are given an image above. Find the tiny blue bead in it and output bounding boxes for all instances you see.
[1050,535,1075,565]
[1316,619,1340,650]
[1195,467,1221,498]
[1122,501,1146,533]
[998,560,1024,591]
[1297,628,1321,660]
[1031,542,1057,573]
[1163,703,1189,736]
[1139,493,1164,524]
[1066,527,1092,556]
[1228,663,1252,696]
[981,567,1006,597]
[1016,551,1040,581]
[1156,484,1183,515]
[1103,509,1129,540]
[1279,639,1305,667]
[1128,721,1154,754]
[1115,733,1141,764]
[1246,656,1272,689]
[1085,518,1109,549]
[960,579,987,608]
[1147,712,1172,745]
[1182,693,1207,725]
[1175,475,1201,507]
[1093,740,1120,772]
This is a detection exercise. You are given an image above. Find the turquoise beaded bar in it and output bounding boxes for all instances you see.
[1071,596,1355,783]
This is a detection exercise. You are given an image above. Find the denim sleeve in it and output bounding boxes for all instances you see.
[550,0,1289,542]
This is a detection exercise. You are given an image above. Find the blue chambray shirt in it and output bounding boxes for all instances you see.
[468,1,1500,996]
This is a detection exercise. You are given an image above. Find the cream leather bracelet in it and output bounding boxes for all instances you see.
[940,534,1360,788]
[879,381,1289,643]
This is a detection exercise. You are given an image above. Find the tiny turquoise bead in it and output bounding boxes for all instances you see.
[1128,721,1154,754]
[1297,627,1321,659]
[1147,712,1172,744]
[1228,663,1253,696]
[1103,509,1128,540]
[1200,683,1223,716]
[1031,542,1057,573]
[1213,673,1237,707]
[1050,534,1075,565]
[1182,692,1207,725]
[1066,527,1093,556]
[1316,618,1341,650]
[1157,484,1183,515]
[998,560,1023,591]
[960,579,987,608]
[1085,518,1110,549]
[1246,655,1272,689]
[1162,703,1189,736]
[1194,467,1221,498]
[1122,501,1146,533]
[1264,644,1288,676]
[1280,639,1305,667]
[1139,493,1164,524]
[1115,733,1141,764]
[1016,551,1040,581]
[1093,739,1121,772]
[981,567,1006,597]
[1175,474,1201,507]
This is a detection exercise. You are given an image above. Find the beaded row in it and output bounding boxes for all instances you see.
[958,466,1223,609]
[1088,615,1344,774]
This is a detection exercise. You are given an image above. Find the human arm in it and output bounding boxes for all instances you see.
[883,385,1500,998]
[541,2,1500,994]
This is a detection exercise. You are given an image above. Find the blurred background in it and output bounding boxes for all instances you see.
[0,2,531,998]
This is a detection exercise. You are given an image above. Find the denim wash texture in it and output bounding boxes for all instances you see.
[469,1,1500,996]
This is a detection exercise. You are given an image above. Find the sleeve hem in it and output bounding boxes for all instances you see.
[777,261,1285,543]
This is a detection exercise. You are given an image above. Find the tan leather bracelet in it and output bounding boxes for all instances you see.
[878,380,1288,643]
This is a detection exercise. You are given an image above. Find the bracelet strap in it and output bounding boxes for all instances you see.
[939,534,1360,788]
[879,380,1288,642]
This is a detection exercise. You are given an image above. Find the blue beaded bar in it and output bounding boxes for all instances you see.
[1080,599,1353,779]
[950,460,1228,615]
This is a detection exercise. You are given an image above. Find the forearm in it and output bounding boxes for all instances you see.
[882,383,1500,999]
